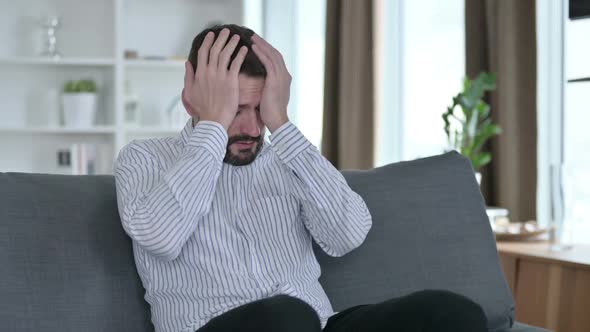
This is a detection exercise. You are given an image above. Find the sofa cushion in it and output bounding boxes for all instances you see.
[314,152,515,332]
[511,322,551,332]
[0,173,153,332]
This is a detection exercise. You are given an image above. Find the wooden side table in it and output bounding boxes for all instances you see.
[497,242,590,332]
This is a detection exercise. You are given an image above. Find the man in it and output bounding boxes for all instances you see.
[114,24,487,332]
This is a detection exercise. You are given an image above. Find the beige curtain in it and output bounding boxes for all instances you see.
[466,0,537,222]
[322,0,375,170]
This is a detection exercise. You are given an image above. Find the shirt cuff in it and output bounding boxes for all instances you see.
[269,121,313,163]
[187,121,228,160]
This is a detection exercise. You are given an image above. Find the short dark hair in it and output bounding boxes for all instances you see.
[187,24,266,78]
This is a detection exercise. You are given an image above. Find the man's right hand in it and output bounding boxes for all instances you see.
[183,28,248,130]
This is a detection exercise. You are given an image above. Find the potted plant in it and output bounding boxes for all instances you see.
[442,72,502,184]
[62,79,98,127]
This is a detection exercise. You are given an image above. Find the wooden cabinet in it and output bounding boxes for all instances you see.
[497,242,590,332]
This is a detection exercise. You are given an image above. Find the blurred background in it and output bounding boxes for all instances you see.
[0,0,588,244]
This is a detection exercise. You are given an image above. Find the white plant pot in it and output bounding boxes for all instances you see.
[62,93,97,127]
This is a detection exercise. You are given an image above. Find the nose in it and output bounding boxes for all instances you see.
[238,109,261,138]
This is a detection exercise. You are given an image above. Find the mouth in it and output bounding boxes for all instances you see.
[233,140,256,149]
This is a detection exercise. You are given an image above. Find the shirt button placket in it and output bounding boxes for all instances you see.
[233,166,261,289]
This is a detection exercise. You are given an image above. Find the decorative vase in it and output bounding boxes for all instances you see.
[62,93,97,127]
[124,80,140,127]
[40,16,62,59]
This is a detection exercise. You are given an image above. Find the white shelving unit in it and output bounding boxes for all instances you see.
[125,127,180,135]
[0,126,117,134]
[124,59,186,69]
[0,0,246,174]
[0,57,117,66]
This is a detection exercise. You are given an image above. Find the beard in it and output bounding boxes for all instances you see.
[223,134,264,166]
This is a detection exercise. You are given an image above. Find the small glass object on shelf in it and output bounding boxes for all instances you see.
[40,16,62,59]
[124,80,140,127]
[164,94,190,129]
[547,163,589,251]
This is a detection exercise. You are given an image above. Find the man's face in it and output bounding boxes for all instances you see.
[224,74,266,166]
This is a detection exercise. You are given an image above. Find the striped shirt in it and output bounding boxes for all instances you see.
[114,119,372,332]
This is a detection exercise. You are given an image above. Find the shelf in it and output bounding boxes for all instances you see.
[124,59,186,69]
[0,57,116,66]
[568,77,590,83]
[125,126,182,135]
[0,57,188,68]
[0,126,117,134]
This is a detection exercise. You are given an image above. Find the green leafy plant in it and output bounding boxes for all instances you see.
[63,79,97,93]
[442,72,502,171]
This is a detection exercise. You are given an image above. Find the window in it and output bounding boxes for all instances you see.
[537,0,590,244]
[258,0,326,148]
[563,16,590,243]
[376,0,465,165]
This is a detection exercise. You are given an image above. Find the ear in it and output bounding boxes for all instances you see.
[181,88,198,119]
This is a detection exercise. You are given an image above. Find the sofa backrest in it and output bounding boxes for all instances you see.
[0,152,514,332]
[314,152,514,332]
[0,173,153,332]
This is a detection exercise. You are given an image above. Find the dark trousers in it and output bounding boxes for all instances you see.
[196,290,488,332]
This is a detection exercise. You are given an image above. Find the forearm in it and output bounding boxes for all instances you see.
[269,122,372,256]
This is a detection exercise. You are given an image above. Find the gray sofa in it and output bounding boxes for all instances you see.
[0,152,549,332]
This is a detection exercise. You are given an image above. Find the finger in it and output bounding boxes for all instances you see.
[252,33,273,49]
[252,34,280,58]
[229,46,248,76]
[208,28,230,69]
[196,31,214,75]
[251,34,274,58]
[251,43,276,74]
[219,34,240,70]
[253,34,287,69]
[184,61,195,88]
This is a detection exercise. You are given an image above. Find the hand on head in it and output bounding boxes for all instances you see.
[250,34,291,133]
[182,28,248,130]
[182,28,291,134]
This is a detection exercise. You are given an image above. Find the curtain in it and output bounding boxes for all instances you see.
[322,0,375,170]
[466,0,538,221]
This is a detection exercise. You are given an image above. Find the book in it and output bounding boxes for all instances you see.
[58,143,112,175]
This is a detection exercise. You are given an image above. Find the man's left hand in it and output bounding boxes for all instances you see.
[251,34,291,133]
